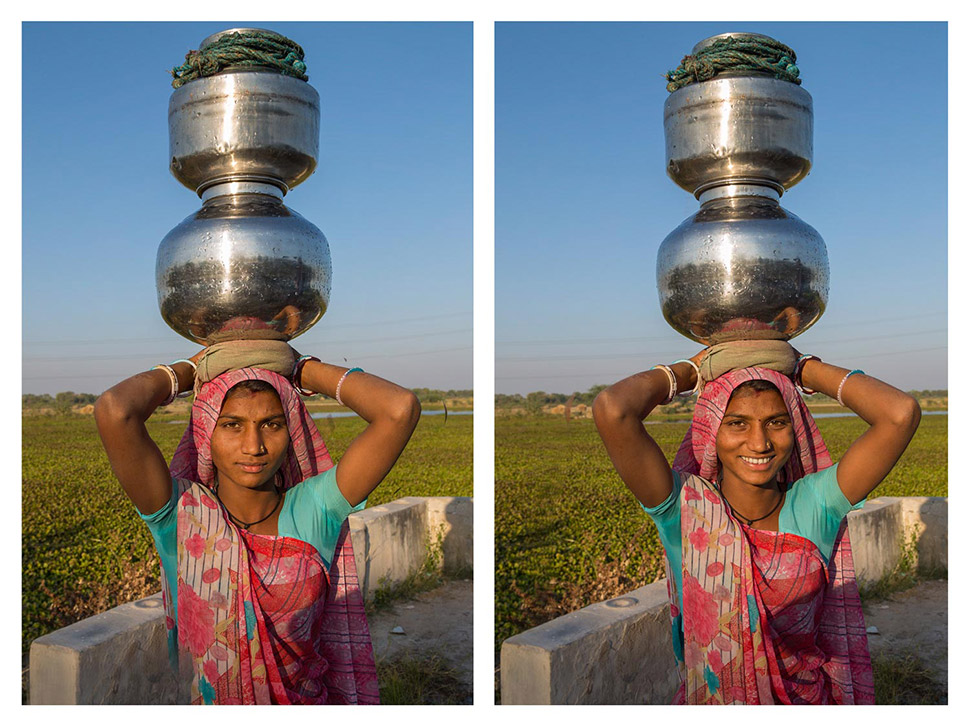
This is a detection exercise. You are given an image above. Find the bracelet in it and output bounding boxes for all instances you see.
[650,364,677,405]
[292,355,320,396]
[170,360,196,397]
[335,367,364,406]
[836,369,864,407]
[672,359,701,396]
[151,364,179,406]
[794,354,820,395]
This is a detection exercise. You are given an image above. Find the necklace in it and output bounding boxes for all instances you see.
[720,484,784,527]
[214,484,282,529]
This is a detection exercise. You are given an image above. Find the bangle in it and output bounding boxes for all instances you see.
[795,354,820,395]
[170,360,195,397]
[672,359,701,396]
[335,367,364,406]
[292,355,320,396]
[836,369,864,407]
[651,364,677,405]
[151,364,178,406]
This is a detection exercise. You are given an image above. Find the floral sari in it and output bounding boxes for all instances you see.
[164,367,379,704]
[665,367,874,704]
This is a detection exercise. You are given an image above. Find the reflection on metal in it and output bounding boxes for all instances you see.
[158,29,328,344]
[658,33,827,343]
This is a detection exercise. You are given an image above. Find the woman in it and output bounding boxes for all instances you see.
[95,343,421,704]
[593,344,920,704]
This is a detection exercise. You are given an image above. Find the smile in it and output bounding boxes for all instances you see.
[740,455,773,466]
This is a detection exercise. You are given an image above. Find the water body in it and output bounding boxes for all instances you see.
[646,410,947,425]
[166,409,474,425]
[311,410,473,420]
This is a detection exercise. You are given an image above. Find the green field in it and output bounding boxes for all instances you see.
[22,412,472,654]
[494,414,947,647]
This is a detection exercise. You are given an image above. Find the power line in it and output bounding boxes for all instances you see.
[496,329,946,363]
[24,328,472,362]
[24,311,473,346]
[496,311,944,346]
[496,346,947,380]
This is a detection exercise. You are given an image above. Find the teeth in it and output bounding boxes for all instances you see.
[741,456,772,464]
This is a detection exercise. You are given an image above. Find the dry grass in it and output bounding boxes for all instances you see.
[872,650,946,704]
[376,651,471,705]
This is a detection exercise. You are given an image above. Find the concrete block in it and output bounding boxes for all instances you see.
[348,497,429,599]
[847,498,902,586]
[425,496,474,573]
[29,593,186,704]
[895,496,948,573]
[501,581,679,704]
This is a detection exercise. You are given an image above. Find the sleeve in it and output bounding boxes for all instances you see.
[134,478,178,596]
[787,463,864,563]
[641,470,684,564]
[283,466,366,566]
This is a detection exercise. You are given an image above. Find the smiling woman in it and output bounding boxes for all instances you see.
[593,341,920,704]
[95,342,420,704]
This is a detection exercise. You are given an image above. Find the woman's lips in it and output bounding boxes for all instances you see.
[238,462,267,473]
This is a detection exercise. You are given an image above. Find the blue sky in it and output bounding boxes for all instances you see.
[22,21,472,395]
[496,21,947,395]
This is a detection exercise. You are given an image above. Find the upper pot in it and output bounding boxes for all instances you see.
[664,75,813,197]
[168,70,320,195]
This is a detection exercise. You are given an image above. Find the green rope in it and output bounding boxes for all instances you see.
[665,36,800,93]
[170,30,308,88]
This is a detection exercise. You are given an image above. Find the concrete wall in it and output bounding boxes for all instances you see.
[500,496,946,705]
[29,496,472,705]
[350,496,473,599]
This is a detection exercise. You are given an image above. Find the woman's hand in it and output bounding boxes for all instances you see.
[299,360,421,506]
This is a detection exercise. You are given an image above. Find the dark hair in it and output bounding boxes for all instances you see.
[728,378,781,402]
[224,379,282,403]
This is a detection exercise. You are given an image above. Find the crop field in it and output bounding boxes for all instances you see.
[494,414,947,647]
[22,412,472,654]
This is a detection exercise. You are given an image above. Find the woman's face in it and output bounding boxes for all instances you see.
[715,388,794,489]
[210,389,290,492]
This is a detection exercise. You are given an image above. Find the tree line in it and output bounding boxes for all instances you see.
[23,388,474,411]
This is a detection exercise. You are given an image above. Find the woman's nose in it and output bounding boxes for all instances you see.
[241,428,265,455]
[747,426,772,452]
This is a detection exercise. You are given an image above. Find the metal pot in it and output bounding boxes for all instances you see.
[156,183,331,344]
[168,67,320,196]
[664,67,813,197]
[656,187,828,344]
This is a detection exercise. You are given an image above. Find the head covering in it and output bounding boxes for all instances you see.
[163,367,378,704]
[665,367,873,704]
[171,367,332,488]
[672,366,830,482]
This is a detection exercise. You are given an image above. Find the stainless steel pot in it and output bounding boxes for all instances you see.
[656,187,828,344]
[664,75,813,197]
[156,183,331,344]
[168,67,320,195]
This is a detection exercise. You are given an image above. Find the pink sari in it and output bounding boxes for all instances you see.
[666,367,873,704]
[164,368,379,704]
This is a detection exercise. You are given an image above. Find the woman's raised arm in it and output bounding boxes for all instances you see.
[297,360,421,506]
[798,358,921,504]
[594,356,701,508]
[95,352,202,514]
